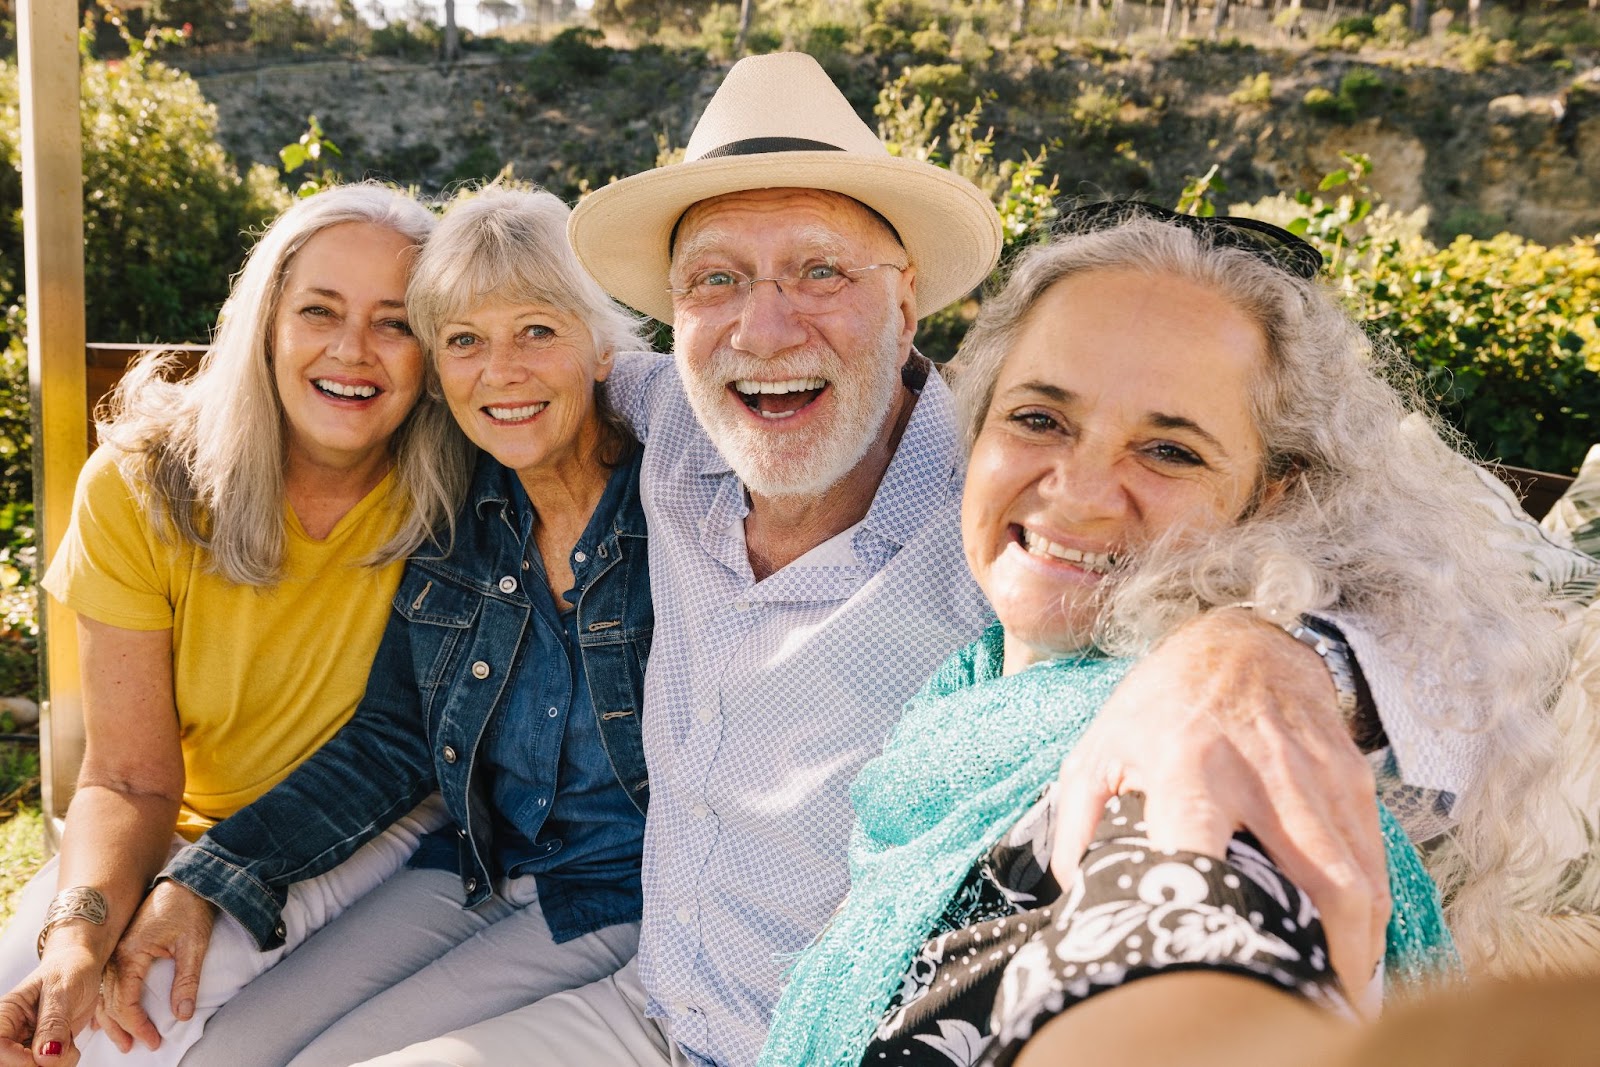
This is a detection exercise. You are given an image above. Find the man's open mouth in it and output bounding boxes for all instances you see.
[730,377,828,421]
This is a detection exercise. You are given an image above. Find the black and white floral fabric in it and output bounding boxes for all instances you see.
[858,791,1348,1067]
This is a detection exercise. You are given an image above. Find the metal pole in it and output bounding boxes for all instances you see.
[18,0,88,850]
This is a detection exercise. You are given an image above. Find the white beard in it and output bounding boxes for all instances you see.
[678,312,905,500]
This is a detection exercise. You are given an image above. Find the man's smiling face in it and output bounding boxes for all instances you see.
[668,188,917,499]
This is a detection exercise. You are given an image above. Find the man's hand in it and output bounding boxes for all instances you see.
[97,882,217,1053]
[0,946,101,1066]
[1051,609,1389,1000]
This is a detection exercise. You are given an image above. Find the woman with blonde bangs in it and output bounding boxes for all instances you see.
[111,184,656,1067]
[761,206,1572,1067]
[0,182,470,1067]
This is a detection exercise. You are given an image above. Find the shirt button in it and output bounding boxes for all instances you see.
[498,575,517,593]
[442,745,458,763]
[521,559,530,571]
[675,906,691,925]
[537,797,547,808]
[464,877,478,894]
[547,706,559,718]
[691,802,709,819]
[734,600,749,612]
[573,550,587,563]
[471,660,491,679]
[696,707,714,725]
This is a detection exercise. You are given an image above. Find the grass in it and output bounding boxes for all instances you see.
[0,739,44,927]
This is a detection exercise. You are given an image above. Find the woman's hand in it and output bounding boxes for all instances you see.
[1050,609,1388,1002]
[96,882,217,1054]
[0,946,104,1066]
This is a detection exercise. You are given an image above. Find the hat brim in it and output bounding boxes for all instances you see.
[568,151,1004,325]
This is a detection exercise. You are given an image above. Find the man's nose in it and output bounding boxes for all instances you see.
[728,278,809,357]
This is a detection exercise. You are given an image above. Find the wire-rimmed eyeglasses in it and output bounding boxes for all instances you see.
[667,262,906,315]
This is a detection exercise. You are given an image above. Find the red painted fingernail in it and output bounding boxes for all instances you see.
[41,1041,63,1056]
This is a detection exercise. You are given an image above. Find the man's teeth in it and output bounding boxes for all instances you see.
[1020,529,1115,573]
[314,379,378,399]
[485,402,548,421]
[733,377,827,395]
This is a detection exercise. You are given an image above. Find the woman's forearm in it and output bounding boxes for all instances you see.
[42,784,183,967]
[1014,973,1356,1067]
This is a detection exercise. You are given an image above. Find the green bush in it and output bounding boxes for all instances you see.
[1228,71,1273,106]
[1302,85,1355,121]
[0,57,287,349]
[1355,234,1599,474]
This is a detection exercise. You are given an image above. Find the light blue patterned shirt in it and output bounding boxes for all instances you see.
[607,351,1482,1067]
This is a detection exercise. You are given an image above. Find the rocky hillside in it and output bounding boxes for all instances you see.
[193,42,1600,244]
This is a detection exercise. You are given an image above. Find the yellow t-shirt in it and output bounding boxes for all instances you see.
[42,446,407,840]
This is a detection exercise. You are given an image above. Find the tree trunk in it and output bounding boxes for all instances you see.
[1467,0,1480,29]
[1408,0,1428,37]
[735,0,753,54]
[442,0,459,63]
[1012,0,1028,33]
[1161,0,1177,36]
[1209,0,1229,37]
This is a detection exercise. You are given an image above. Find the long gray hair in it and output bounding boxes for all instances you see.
[951,215,1569,968]
[99,182,472,585]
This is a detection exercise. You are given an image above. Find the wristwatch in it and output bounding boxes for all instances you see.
[1276,615,1361,723]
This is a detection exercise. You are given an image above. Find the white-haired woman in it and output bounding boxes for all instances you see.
[98,184,656,1067]
[760,205,1570,1067]
[0,183,470,1066]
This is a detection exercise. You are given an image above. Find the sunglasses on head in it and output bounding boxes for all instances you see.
[1058,199,1325,281]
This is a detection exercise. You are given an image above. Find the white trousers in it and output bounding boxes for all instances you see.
[357,957,686,1067]
[0,795,449,1067]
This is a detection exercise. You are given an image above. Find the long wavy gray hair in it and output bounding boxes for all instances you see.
[951,215,1569,968]
[99,182,473,585]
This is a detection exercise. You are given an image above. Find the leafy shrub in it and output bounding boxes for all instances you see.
[1228,71,1272,106]
[1302,85,1354,121]
[370,18,443,60]
[1070,81,1126,141]
[900,62,972,103]
[908,23,951,57]
[0,56,287,348]
[1356,234,1599,474]
[1324,13,1376,42]
[1339,67,1388,111]
[1372,4,1412,44]
[1238,159,1600,474]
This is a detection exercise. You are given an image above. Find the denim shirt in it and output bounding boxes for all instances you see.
[162,449,652,949]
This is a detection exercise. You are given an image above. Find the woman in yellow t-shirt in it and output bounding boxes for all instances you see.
[0,183,473,1066]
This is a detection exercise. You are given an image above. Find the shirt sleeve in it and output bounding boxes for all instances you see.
[39,446,176,631]
[604,351,675,443]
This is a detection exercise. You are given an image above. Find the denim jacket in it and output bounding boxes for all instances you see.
[162,449,652,949]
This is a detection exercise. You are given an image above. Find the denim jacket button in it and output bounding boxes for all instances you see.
[442,745,458,763]
[498,576,517,594]
[471,660,491,679]
[457,827,468,839]
[274,921,286,939]
[573,550,588,563]
[465,877,478,894]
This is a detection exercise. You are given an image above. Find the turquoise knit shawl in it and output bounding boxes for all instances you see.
[759,623,1458,1067]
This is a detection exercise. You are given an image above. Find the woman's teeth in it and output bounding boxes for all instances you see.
[486,402,548,422]
[1020,529,1115,573]
[314,379,378,399]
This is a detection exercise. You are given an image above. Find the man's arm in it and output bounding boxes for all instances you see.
[1050,609,1389,999]
[605,350,674,442]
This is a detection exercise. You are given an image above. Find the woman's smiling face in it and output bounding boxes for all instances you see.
[961,268,1271,673]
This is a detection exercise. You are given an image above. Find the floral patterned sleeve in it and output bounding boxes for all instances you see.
[982,793,1351,1066]
[858,791,1349,1067]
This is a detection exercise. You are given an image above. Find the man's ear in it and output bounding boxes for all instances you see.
[895,265,919,361]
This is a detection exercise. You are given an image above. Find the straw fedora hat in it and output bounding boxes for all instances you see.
[567,52,1003,324]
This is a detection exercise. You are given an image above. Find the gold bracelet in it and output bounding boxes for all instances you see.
[36,886,109,958]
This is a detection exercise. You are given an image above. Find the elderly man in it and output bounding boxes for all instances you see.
[338,53,1479,1067]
